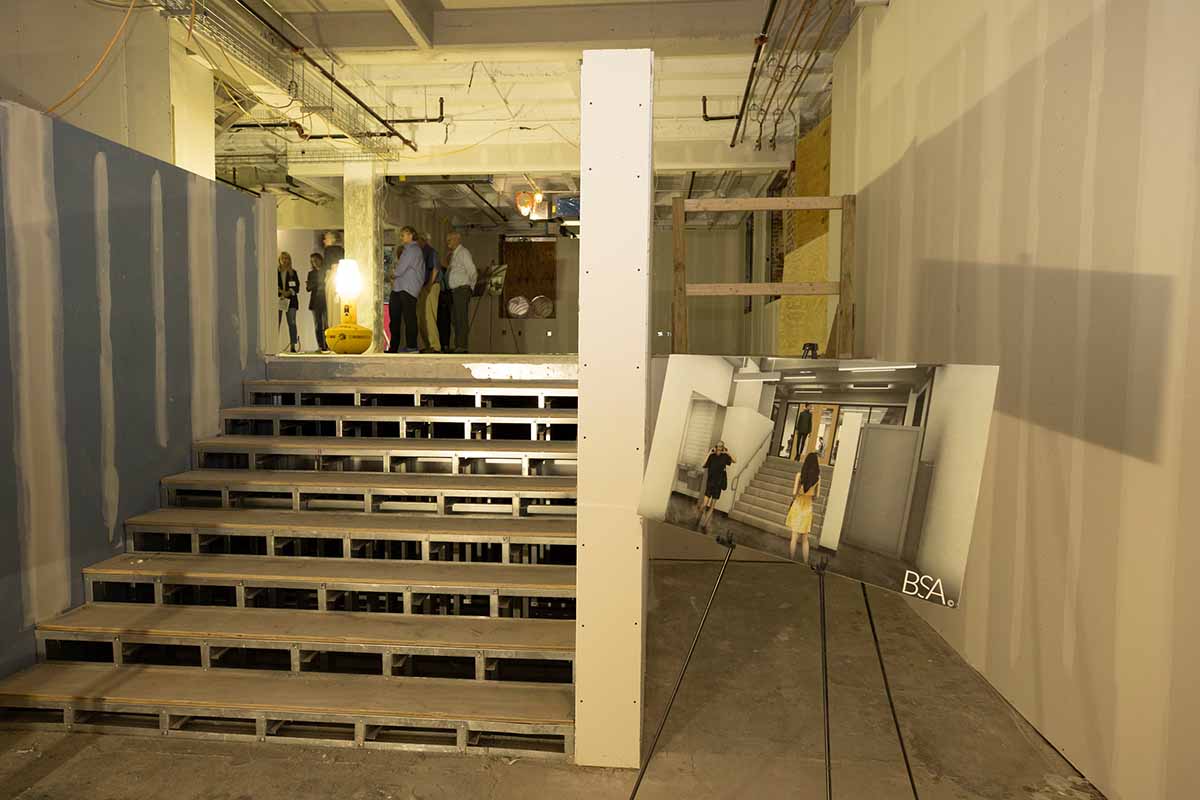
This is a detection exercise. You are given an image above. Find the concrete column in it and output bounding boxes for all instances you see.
[574,49,652,769]
[343,161,383,348]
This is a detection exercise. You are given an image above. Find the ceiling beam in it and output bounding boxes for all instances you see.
[382,0,434,50]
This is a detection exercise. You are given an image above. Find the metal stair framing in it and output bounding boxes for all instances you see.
[0,364,581,757]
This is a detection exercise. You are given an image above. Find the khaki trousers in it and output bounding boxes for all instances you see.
[417,282,442,351]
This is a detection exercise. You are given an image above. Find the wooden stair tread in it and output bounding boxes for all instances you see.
[126,508,576,538]
[223,406,576,420]
[0,663,573,726]
[163,470,576,493]
[40,604,574,653]
[83,553,576,591]
[195,436,576,456]
[246,378,577,392]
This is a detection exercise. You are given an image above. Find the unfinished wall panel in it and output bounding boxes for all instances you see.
[831,2,1200,798]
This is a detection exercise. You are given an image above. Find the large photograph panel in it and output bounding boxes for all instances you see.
[639,356,998,608]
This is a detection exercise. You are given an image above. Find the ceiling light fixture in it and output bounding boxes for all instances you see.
[782,375,817,381]
[849,383,895,390]
[838,364,917,373]
[733,371,781,382]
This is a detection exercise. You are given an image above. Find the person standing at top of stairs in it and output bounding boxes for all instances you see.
[306,253,330,353]
[277,252,300,354]
[445,232,478,354]
[387,227,424,354]
[416,233,443,354]
[793,404,813,460]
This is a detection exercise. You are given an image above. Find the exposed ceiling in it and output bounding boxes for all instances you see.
[175,0,857,227]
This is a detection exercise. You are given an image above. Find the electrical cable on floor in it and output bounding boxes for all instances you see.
[47,0,139,114]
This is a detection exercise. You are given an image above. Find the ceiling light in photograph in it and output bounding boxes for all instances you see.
[838,364,917,373]
[733,371,781,382]
[782,375,817,381]
[849,383,895,390]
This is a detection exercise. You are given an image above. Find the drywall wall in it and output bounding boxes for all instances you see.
[639,355,734,521]
[0,2,171,163]
[0,101,265,679]
[832,2,1200,797]
[168,41,215,181]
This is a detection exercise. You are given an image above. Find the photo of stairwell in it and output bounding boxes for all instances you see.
[640,355,999,608]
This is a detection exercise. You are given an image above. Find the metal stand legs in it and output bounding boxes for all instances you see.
[628,542,735,800]
[862,583,920,800]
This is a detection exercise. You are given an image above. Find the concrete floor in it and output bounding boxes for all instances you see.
[0,561,1103,799]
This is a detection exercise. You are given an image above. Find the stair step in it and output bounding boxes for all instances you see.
[222,405,576,429]
[245,377,578,408]
[765,456,803,469]
[126,507,575,560]
[84,554,576,613]
[38,604,574,675]
[194,436,577,474]
[735,497,788,523]
[728,510,792,538]
[0,662,573,756]
[751,473,794,490]
[162,470,576,516]
[744,484,792,503]
[263,353,579,383]
[738,492,790,515]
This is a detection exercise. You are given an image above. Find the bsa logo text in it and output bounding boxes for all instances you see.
[901,570,952,607]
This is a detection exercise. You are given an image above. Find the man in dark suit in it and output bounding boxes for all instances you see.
[793,403,813,460]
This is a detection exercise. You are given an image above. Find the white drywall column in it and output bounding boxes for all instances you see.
[343,160,382,348]
[575,49,652,768]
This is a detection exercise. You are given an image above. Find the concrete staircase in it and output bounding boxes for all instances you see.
[729,456,832,542]
[0,359,579,758]
[730,456,800,537]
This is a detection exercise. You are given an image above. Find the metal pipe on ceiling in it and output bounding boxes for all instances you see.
[229,97,445,137]
[729,0,782,147]
[755,0,818,133]
[229,0,418,151]
[778,0,849,121]
[701,96,738,122]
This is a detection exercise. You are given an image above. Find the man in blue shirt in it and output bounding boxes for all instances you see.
[416,233,443,353]
[386,226,424,353]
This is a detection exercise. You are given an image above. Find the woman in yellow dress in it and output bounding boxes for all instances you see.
[787,453,821,563]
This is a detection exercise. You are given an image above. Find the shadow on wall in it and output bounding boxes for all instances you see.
[914,260,1171,464]
[853,5,1171,466]
[840,1,1185,795]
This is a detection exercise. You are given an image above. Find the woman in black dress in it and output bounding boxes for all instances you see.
[699,441,735,532]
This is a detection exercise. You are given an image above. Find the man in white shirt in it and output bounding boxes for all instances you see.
[445,232,478,353]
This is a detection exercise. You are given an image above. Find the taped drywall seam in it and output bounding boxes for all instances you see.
[94,152,119,544]
[151,171,168,447]
[187,174,220,438]
[1,102,72,625]
[236,217,248,369]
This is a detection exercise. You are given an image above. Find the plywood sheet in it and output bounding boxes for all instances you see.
[778,233,832,354]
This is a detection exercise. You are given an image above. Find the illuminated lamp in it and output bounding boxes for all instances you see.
[324,259,373,354]
[515,191,535,216]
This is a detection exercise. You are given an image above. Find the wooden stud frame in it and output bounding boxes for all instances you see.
[671,193,857,356]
